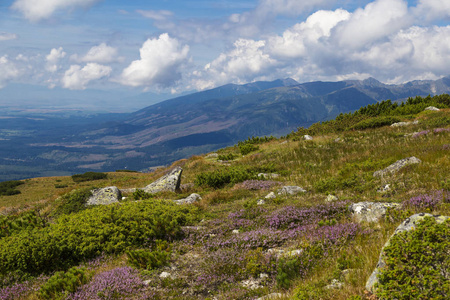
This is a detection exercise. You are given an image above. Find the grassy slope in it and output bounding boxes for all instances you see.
[0,105,449,299]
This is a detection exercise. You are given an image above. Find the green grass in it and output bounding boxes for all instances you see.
[0,98,448,299]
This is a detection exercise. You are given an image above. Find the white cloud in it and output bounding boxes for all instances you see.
[62,63,112,90]
[192,38,277,90]
[414,0,450,20]
[268,9,350,58]
[137,10,173,21]
[74,43,119,63]
[46,47,66,72]
[0,32,18,41]
[0,56,21,88]
[119,33,189,88]
[333,0,411,49]
[11,0,102,22]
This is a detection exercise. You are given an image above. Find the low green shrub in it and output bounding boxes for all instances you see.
[350,116,402,130]
[71,172,107,183]
[195,166,256,189]
[54,188,92,216]
[0,211,48,238]
[239,143,259,155]
[132,189,155,200]
[0,200,200,276]
[217,153,237,161]
[375,217,450,299]
[115,169,139,173]
[127,240,172,270]
[54,184,68,189]
[0,180,24,196]
[39,266,90,299]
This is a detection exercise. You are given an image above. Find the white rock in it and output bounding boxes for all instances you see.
[326,194,338,202]
[425,106,440,111]
[326,279,344,289]
[174,193,202,205]
[232,229,240,234]
[265,192,276,199]
[349,202,401,223]
[303,135,313,140]
[257,199,265,205]
[159,272,171,278]
[277,186,306,196]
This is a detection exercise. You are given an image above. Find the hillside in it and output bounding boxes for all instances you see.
[4,76,450,182]
[0,95,449,299]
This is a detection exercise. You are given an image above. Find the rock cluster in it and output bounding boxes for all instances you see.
[349,202,400,223]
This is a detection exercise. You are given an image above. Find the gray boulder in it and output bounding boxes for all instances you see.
[143,167,182,194]
[366,213,450,293]
[86,186,121,206]
[425,106,440,111]
[265,192,276,199]
[325,194,339,202]
[174,193,201,205]
[349,202,400,223]
[390,120,419,127]
[373,157,421,178]
[303,135,313,140]
[277,186,306,196]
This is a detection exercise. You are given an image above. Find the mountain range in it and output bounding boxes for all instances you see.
[1,76,450,180]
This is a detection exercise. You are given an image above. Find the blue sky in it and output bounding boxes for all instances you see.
[1,0,450,101]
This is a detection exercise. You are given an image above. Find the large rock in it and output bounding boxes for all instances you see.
[373,157,421,178]
[143,167,182,194]
[349,202,400,223]
[390,120,419,127]
[174,193,201,205]
[86,186,121,206]
[366,213,450,293]
[425,106,440,111]
[277,186,306,196]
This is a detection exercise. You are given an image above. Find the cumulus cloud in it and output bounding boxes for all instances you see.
[0,56,21,88]
[0,32,18,41]
[45,47,66,72]
[62,63,112,90]
[74,43,119,63]
[333,0,411,49]
[414,0,450,20]
[192,39,277,90]
[11,0,102,22]
[267,9,350,59]
[119,33,189,88]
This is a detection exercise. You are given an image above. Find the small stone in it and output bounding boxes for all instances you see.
[265,192,276,199]
[334,137,342,142]
[281,141,288,145]
[377,184,391,193]
[349,202,401,223]
[425,106,440,111]
[257,199,265,205]
[143,279,152,285]
[373,157,421,178]
[303,135,313,140]
[206,153,219,158]
[232,229,240,234]
[258,173,280,179]
[240,278,262,290]
[326,279,343,289]
[159,272,171,278]
[121,197,127,200]
[260,273,269,279]
[174,193,202,205]
[326,194,338,202]
[277,186,306,196]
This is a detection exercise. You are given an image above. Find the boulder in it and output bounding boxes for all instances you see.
[425,106,440,111]
[174,193,201,205]
[86,186,121,206]
[143,167,182,194]
[349,202,400,223]
[277,186,306,196]
[303,135,313,140]
[366,213,450,293]
[373,157,421,178]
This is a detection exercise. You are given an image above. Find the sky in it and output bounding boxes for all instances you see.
[1,0,450,100]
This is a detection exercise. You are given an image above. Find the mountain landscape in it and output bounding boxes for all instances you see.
[0,94,448,299]
[2,76,450,181]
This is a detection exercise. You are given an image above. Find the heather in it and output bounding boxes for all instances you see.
[0,98,448,299]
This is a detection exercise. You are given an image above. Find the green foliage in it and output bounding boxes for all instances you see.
[195,166,256,189]
[71,172,107,183]
[0,210,48,238]
[239,143,259,155]
[350,116,402,130]
[127,240,172,270]
[243,248,271,278]
[132,189,155,200]
[375,217,450,299]
[39,266,90,299]
[115,169,139,173]
[217,153,237,161]
[54,184,68,189]
[0,200,200,276]
[54,188,92,216]
[0,180,24,196]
